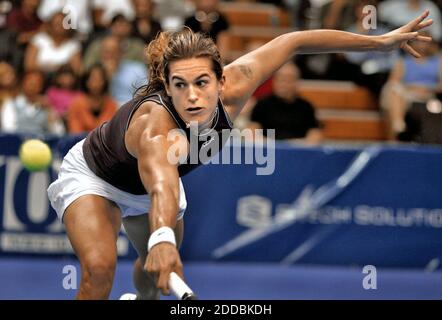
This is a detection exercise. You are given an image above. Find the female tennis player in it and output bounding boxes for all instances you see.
[48,11,433,299]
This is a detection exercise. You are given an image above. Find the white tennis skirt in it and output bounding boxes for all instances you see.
[47,139,187,221]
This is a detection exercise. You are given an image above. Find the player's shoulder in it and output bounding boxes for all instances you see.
[128,97,178,136]
[125,98,181,157]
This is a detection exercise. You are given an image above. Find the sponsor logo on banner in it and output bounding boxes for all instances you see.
[0,156,129,256]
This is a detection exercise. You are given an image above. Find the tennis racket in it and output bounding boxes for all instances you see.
[168,272,198,300]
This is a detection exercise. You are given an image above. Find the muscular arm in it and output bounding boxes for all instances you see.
[223,11,433,117]
[127,104,186,226]
[138,135,181,231]
[126,102,188,294]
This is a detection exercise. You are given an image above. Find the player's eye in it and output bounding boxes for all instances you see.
[174,82,186,88]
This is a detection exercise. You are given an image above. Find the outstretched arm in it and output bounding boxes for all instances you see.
[223,10,433,116]
[126,103,188,296]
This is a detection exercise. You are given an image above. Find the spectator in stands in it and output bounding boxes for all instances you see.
[381,31,442,138]
[7,0,42,72]
[98,35,147,107]
[0,0,12,28]
[131,0,162,45]
[153,0,194,31]
[67,64,117,134]
[83,14,146,70]
[24,11,82,77]
[7,0,42,46]
[0,61,18,110]
[249,61,323,144]
[46,65,81,127]
[297,0,377,81]
[1,70,64,135]
[339,0,398,97]
[0,1,19,69]
[92,0,135,27]
[184,0,230,60]
[0,60,18,130]
[322,0,366,30]
[379,0,442,43]
[38,0,93,38]
[397,96,442,144]
[88,0,134,48]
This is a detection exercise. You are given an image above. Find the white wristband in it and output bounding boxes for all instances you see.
[148,226,176,252]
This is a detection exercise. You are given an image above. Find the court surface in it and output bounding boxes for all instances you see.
[0,257,441,300]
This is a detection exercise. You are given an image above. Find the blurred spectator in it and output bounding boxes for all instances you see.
[331,0,398,96]
[82,1,108,51]
[97,35,147,107]
[0,0,19,68]
[1,70,64,135]
[381,32,442,138]
[185,0,229,43]
[46,65,81,126]
[0,0,12,28]
[92,0,135,27]
[184,0,230,60]
[38,0,93,37]
[398,97,442,144]
[0,61,18,109]
[7,0,42,45]
[131,0,162,44]
[249,61,323,144]
[290,0,311,30]
[322,0,362,30]
[296,0,367,80]
[153,0,194,31]
[379,0,442,42]
[24,11,82,76]
[83,14,145,70]
[6,0,42,75]
[67,64,117,134]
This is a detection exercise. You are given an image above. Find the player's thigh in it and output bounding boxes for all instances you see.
[122,214,184,263]
[63,195,122,266]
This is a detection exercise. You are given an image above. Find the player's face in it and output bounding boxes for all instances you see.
[166,57,224,126]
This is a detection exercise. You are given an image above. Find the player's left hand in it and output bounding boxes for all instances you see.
[378,10,433,58]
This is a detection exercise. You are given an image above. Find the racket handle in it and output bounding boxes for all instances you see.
[168,272,198,300]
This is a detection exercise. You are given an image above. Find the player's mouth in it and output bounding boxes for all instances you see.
[185,107,205,115]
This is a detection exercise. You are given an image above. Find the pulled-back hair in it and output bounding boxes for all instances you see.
[136,28,223,97]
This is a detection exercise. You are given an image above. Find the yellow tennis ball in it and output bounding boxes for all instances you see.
[19,139,52,172]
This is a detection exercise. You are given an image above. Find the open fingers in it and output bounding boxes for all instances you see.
[403,43,422,59]
[415,35,433,42]
[406,10,430,30]
[396,31,419,43]
[415,18,434,31]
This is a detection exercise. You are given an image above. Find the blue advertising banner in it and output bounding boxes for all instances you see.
[1,133,441,269]
[180,144,442,269]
